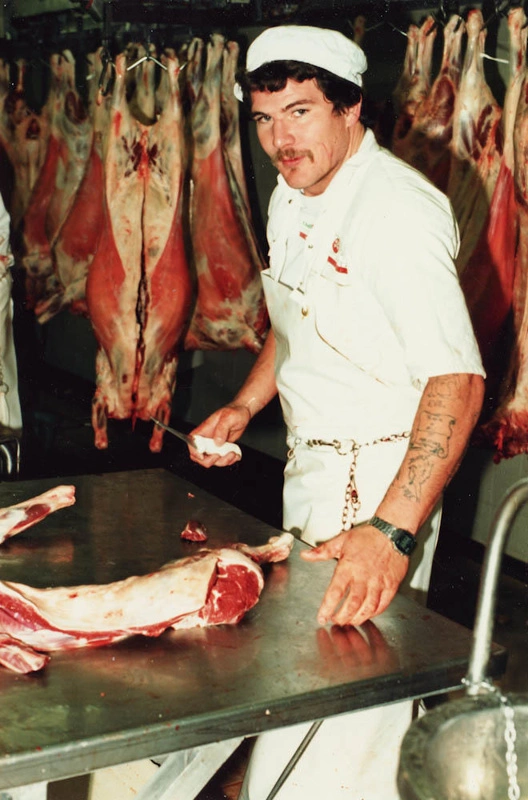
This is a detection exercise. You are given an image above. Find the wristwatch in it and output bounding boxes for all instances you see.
[368,515,417,556]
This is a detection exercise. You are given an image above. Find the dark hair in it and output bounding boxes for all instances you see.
[235,60,363,114]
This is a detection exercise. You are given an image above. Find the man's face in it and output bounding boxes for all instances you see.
[250,78,361,196]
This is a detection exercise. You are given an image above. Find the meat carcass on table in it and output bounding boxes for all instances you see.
[0,485,75,545]
[35,49,111,324]
[460,7,526,378]
[135,51,192,452]
[184,35,268,355]
[394,14,465,192]
[391,15,437,158]
[447,9,503,275]
[0,532,294,673]
[22,51,91,308]
[479,37,528,459]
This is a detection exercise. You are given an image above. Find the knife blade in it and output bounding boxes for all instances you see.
[150,417,242,458]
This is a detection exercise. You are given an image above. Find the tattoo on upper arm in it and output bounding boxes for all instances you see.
[424,375,462,410]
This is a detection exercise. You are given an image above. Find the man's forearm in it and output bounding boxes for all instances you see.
[374,373,485,533]
[232,329,278,418]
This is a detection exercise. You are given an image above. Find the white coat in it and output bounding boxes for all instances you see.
[239,130,484,799]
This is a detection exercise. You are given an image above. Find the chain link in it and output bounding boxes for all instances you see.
[295,430,411,531]
[462,679,521,800]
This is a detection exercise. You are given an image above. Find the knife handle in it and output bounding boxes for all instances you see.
[192,436,242,459]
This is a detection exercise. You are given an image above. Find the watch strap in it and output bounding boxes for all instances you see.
[368,515,417,556]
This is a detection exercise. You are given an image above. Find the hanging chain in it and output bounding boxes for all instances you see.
[462,679,521,800]
[297,430,411,531]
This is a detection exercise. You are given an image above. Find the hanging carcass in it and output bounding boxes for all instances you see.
[35,49,111,323]
[22,51,92,309]
[447,8,503,275]
[85,50,192,452]
[460,7,526,382]
[478,23,528,459]
[393,14,465,193]
[183,35,268,354]
[391,15,438,161]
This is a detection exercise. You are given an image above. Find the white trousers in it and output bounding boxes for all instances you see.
[240,436,442,800]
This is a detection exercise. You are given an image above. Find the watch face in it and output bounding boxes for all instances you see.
[395,531,417,556]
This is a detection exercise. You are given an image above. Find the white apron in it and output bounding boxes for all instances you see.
[239,265,441,800]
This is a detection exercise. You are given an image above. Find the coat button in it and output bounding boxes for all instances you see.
[301,306,309,317]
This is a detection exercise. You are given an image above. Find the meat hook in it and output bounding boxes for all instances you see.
[126,53,167,72]
[98,47,115,96]
[481,0,514,30]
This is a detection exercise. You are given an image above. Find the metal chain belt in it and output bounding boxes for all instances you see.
[292,431,411,531]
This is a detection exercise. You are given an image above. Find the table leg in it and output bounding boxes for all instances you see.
[134,737,245,800]
[0,783,47,800]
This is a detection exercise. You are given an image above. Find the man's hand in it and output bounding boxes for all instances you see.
[188,403,250,468]
[300,524,409,627]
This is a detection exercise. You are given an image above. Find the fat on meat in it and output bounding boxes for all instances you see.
[460,7,526,380]
[447,9,503,275]
[391,16,437,158]
[134,51,192,453]
[36,49,112,324]
[0,485,75,545]
[0,532,294,673]
[184,35,268,355]
[85,52,145,448]
[22,52,91,309]
[394,14,465,192]
[478,42,528,459]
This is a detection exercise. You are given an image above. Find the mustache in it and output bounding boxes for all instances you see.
[272,149,314,166]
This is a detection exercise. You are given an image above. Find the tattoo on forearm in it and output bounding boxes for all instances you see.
[397,409,456,502]
[401,454,434,500]
[413,410,455,458]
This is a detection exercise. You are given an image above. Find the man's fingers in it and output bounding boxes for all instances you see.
[316,569,366,625]
[190,451,240,468]
[300,532,347,562]
[330,584,396,628]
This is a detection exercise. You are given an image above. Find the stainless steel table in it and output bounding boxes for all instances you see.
[0,469,505,796]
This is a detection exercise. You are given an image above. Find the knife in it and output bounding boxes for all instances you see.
[150,417,242,458]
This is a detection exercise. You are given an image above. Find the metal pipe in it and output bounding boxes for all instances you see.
[263,721,323,800]
[465,478,528,694]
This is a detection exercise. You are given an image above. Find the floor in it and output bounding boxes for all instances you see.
[5,360,528,800]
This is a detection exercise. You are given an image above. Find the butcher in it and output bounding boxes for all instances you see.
[189,25,485,800]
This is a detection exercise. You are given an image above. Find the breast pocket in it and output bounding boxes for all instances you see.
[314,266,407,384]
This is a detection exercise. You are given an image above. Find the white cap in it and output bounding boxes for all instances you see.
[234,25,367,101]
